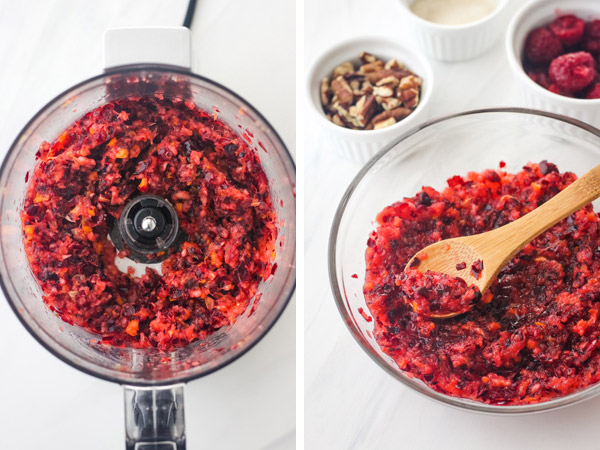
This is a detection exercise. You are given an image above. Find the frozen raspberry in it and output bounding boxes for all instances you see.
[584,20,600,54]
[586,83,600,99]
[548,84,572,97]
[548,84,560,94]
[549,51,596,92]
[549,15,585,46]
[527,70,552,89]
[525,27,564,63]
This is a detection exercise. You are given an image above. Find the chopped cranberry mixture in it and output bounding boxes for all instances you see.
[396,269,480,317]
[471,259,484,280]
[22,97,276,350]
[524,14,600,99]
[364,161,600,405]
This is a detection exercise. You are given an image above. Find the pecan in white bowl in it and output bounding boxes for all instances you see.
[306,36,434,164]
[321,52,423,131]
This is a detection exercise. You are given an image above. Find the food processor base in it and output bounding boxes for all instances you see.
[125,385,186,450]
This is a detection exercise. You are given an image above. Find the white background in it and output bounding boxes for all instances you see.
[305,0,600,449]
[0,1,295,449]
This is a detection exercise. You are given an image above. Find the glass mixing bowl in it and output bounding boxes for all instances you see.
[329,108,600,414]
[0,65,295,446]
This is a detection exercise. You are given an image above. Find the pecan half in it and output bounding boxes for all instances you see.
[385,59,407,71]
[399,75,422,90]
[360,52,377,64]
[372,85,394,97]
[343,72,366,81]
[319,52,423,131]
[381,97,401,111]
[332,102,357,128]
[371,107,412,126]
[320,77,331,106]
[374,117,396,129]
[360,60,384,73]
[333,62,354,78]
[376,75,400,88]
[331,76,354,106]
[349,95,377,127]
[400,88,420,108]
[361,80,374,95]
[373,68,411,83]
[332,114,344,127]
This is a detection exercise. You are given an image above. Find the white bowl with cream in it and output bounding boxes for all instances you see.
[397,0,511,62]
[306,36,434,164]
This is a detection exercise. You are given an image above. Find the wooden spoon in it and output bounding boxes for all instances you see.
[405,164,600,319]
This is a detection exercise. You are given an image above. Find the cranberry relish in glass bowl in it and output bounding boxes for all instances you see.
[365,160,600,406]
[330,108,600,413]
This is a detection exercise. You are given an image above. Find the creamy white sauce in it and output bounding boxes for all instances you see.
[409,0,498,26]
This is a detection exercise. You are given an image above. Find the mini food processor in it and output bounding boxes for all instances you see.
[0,27,295,448]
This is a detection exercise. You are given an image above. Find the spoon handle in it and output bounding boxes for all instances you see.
[489,164,600,255]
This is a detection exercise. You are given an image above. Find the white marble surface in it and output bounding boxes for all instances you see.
[0,1,295,449]
[305,0,600,449]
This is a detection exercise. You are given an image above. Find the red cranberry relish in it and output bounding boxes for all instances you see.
[364,161,600,405]
[22,97,277,350]
[397,269,480,317]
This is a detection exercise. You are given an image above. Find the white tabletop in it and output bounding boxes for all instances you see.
[0,1,295,449]
[304,0,600,449]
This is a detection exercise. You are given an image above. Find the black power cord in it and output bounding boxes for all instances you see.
[182,0,197,28]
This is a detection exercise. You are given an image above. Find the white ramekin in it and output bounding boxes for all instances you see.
[306,36,434,164]
[396,0,510,62]
[506,0,600,129]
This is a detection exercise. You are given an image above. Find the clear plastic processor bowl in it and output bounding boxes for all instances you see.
[329,108,600,414]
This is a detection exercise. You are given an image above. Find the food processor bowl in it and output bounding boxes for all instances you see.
[0,29,295,449]
[329,108,600,414]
